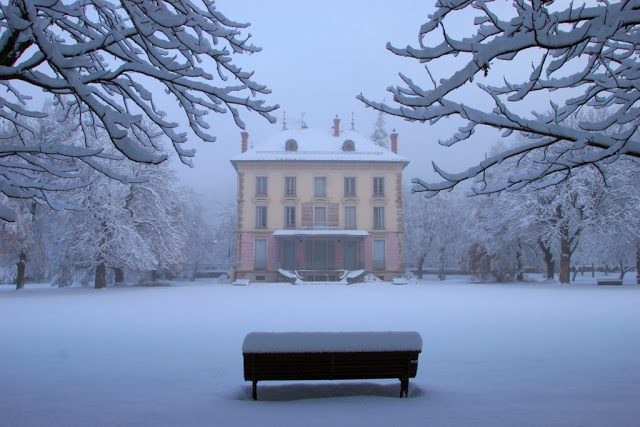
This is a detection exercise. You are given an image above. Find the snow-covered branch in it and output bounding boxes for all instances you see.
[359,0,640,194]
[0,0,276,220]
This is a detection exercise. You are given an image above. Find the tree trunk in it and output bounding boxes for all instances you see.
[515,241,524,281]
[114,267,124,284]
[438,247,447,281]
[190,260,199,282]
[95,262,107,289]
[416,254,425,279]
[538,240,554,280]
[559,225,571,284]
[637,245,640,284]
[16,250,26,290]
[619,261,626,280]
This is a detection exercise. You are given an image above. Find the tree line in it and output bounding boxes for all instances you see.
[0,105,235,289]
[404,140,640,284]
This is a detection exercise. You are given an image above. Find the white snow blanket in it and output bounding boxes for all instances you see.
[243,331,422,354]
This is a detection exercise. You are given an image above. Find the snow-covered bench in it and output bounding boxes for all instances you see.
[242,331,422,400]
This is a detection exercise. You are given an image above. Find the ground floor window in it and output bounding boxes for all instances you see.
[373,240,385,270]
[255,239,267,270]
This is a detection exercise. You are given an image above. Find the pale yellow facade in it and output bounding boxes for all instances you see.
[239,162,403,232]
[231,124,409,283]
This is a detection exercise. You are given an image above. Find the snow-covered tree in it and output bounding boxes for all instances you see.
[404,188,468,279]
[125,164,189,282]
[358,0,640,194]
[467,194,531,282]
[58,176,156,288]
[0,0,276,221]
[211,200,236,270]
[0,196,34,288]
[181,190,215,281]
[403,188,436,278]
[577,160,640,280]
[370,111,389,149]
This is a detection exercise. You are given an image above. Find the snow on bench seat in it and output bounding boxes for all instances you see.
[242,331,422,354]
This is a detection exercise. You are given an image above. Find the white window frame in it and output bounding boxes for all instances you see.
[373,240,385,270]
[344,176,356,197]
[314,176,327,197]
[285,206,296,228]
[256,176,268,196]
[373,206,385,230]
[314,206,327,228]
[285,176,296,197]
[254,239,267,270]
[373,176,385,197]
[345,206,356,229]
[256,206,267,228]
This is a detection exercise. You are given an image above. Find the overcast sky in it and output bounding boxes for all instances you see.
[177,0,499,206]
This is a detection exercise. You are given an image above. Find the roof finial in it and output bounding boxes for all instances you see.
[301,113,308,129]
[282,111,287,131]
[351,112,355,131]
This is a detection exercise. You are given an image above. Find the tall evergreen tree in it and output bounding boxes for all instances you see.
[370,111,389,149]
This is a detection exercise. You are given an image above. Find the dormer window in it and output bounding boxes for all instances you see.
[342,139,355,151]
[285,139,298,151]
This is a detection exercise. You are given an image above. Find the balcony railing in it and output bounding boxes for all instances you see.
[300,221,340,230]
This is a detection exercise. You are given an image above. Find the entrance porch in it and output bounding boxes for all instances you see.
[273,230,369,282]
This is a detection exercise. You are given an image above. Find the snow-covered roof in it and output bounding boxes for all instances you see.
[231,128,409,164]
[273,229,369,237]
[242,332,423,353]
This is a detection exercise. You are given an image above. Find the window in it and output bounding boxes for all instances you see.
[256,206,267,228]
[314,177,326,197]
[284,176,296,197]
[342,139,355,151]
[314,206,327,228]
[285,138,298,151]
[256,176,267,196]
[373,207,385,229]
[344,176,356,197]
[285,206,296,228]
[373,240,385,270]
[345,206,356,229]
[255,239,267,270]
[373,177,384,196]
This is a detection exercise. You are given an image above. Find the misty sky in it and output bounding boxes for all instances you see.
[177,0,500,206]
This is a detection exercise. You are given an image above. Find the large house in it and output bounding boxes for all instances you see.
[230,117,409,283]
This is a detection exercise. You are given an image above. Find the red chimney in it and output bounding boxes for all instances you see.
[241,131,248,153]
[390,130,398,154]
[333,116,340,137]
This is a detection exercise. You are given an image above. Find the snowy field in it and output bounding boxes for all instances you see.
[2,275,639,427]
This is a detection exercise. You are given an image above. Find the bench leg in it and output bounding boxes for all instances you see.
[399,378,409,398]
[252,380,258,401]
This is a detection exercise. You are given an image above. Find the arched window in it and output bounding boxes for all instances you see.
[285,139,298,151]
[342,139,355,151]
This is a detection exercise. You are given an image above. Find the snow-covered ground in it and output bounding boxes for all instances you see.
[1,275,639,427]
